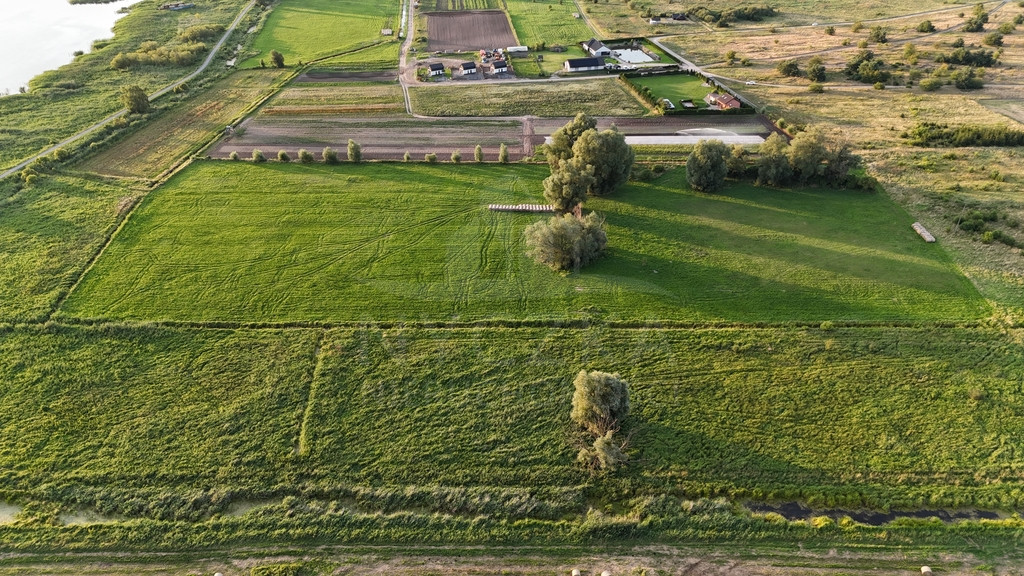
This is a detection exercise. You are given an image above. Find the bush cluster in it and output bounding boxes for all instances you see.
[110,41,207,69]
[524,212,607,272]
[902,122,1024,146]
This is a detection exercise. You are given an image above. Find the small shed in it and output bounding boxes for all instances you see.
[492,59,508,74]
[428,62,445,76]
[564,57,605,72]
[649,16,662,24]
[460,61,478,75]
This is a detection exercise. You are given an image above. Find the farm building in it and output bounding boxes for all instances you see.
[704,92,742,110]
[492,60,508,74]
[582,38,611,57]
[428,62,445,76]
[649,16,662,24]
[460,61,478,75]
[507,46,528,53]
[564,57,606,73]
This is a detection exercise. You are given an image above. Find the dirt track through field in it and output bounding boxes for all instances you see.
[426,10,518,51]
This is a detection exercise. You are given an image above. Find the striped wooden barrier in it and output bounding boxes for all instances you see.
[912,222,936,243]
[488,204,555,213]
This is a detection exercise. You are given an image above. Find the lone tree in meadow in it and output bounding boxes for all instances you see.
[571,370,630,436]
[547,112,598,168]
[270,50,285,68]
[572,370,631,471]
[120,85,150,114]
[524,212,607,272]
[686,139,729,193]
[543,157,595,213]
[347,139,361,163]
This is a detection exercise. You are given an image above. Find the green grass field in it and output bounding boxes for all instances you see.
[630,74,715,108]
[505,0,595,47]
[0,175,130,322]
[58,162,986,324]
[241,0,402,68]
[409,78,644,116]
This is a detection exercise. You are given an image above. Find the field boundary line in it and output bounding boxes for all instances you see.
[48,317,984,331]
[297,331,328,457]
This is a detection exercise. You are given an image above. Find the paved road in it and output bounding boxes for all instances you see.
[0,0,258,181]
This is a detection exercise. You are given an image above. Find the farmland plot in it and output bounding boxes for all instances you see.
[213,117,526,160]
[426,11,519,52]
[261,82,405,117]
[77,70,289,179]
[504,0,593,48]
[432,0,500,10]
[409,78,645,116]
[241,0,402,67]
[59,162,986,324]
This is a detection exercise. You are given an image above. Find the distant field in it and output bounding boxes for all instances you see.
[630,74,715,108]
[504,0,594,47]
[261,82,405,116]
[409,78,645,116]
[311,42,402,70]
[981,99,1024,125]
[0,175,128,322]
[59,162,986,324]
[241,0,402,68]
[77,70,289,179]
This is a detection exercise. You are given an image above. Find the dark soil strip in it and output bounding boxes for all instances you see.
[748,501,1003,526]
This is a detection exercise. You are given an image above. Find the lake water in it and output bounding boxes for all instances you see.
[0,0,138,94]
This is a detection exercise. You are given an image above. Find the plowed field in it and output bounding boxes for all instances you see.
[426,10,518,51]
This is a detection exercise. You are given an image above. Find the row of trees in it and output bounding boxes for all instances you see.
[686,126,861,192]
[239,142,513,163]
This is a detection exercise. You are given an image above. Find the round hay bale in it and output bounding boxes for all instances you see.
[572,570,581,576]
[921,567,933,574]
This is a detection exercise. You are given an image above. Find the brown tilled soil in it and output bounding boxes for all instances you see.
[294,70,399,83]
[426,10,518,52]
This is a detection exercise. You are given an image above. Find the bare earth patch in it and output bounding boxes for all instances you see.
[426,10,518,51]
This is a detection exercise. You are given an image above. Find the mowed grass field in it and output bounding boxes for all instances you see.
[77,70,290,179]
[57,162,986,324]
[241,0,401,68]
[630,74,715,108]
[409,78,645,116]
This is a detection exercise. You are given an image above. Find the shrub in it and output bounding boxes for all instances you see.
[919,77,943,91]
[983,32,1004,46]
[824,25,835,35]
[277,150,290,162]
[808,82,824,93]
[451,149,462,163]
[686,139,729,193]
[403,151,411,162]
[229,151,239,161]
[571,369,630,436]
[251,149,266,163]
[577,430,629,471]
[348,139,361,163]
[851,20,864,32]
[498,142,509,163]
[474,144,484,162]
[524,212,607,272]
[270,49,285,68]
[424,153,438,163]
[322,146,339,164]
[868,26,888,43]
[776,60,800,77]
[917,20,936,32]
[298,149,313,163]
[873,81,886,90]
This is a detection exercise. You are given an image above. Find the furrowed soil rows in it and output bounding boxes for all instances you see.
[426,11,518,52]
[214,117,527,160]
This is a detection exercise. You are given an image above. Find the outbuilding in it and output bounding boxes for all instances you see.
[564,57,606,73]
[582,38,611,57]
